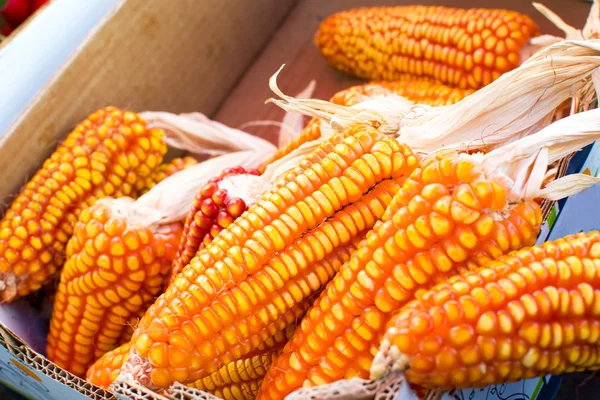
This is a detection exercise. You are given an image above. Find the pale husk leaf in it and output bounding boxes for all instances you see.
[133,150,270,224]
[268,40,600,155]
[583,0,600,40]
[398,39,600,153]
[481,108,600,202]
[267,65,415,135]
[278,80,316,147]
[140,111,277,156]
[536,174,600,201]
[132,134,330,226]
[532,2,583,40]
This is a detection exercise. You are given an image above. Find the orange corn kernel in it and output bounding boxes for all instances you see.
[86,342,133,389]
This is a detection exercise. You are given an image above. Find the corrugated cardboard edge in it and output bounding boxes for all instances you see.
[0,321,116,399]
[111,381,223,400]
[0,0,298,205]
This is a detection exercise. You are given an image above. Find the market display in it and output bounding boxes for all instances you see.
[1,3,600,400]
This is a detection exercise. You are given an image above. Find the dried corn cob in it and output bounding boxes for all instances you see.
[118,126,418,389]
[170,166,261,283]
[258,110,600,400]
[373,230,600,388]
[315,6,539,89]
[261,79,474,172]
[331,81,476,108]
[86,324,295,394]
[257,151,542,400]
[46,198,182,377]
[0,107,167,302]
[140,156,198,194]
[189,324,296,400]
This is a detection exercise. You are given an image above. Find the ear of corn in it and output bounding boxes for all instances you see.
[261,79,474,172]
[315,6,539,88]
[170,166,261,283]
[374,231,600,389]
[86,324,296,395]
[120,126,418,389]
[140,156,199,194]
[256,150,542,400]
[46,198,182,377]
[330,81,476,108]
[0,107,167,302]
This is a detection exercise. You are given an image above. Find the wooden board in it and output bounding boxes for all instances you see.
[214,0,593,144]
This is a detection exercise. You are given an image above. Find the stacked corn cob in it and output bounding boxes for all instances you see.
[3,4,597,400]
[0,106,280,304]
[258,135,545,400]
[45,108,307,381]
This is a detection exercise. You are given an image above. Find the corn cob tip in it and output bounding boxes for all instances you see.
[370,337,410,381]
[116,348,155,390]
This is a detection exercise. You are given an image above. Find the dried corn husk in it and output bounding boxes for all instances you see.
[141,111,277,160]
[267,39,600,155]
[142,81,313,167]
[238,81,317,148]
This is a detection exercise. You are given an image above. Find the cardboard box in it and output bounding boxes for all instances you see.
[0,0,594,399]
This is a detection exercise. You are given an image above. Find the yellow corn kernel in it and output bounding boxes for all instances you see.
[0,107,168,302]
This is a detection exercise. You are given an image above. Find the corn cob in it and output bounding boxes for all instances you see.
[140,156,198,194]
[46,198,182,377]
[261,79,473,172]
[86,342,133,389]
[170,166,261,283]
[315,6,539,89]
[0,107,167,302]
[373,230,600,389]
[189,324,296,400]
[86,324,295,394]
[88,298,312,392]
[331,81,476,108]
[256,150,543,400]
[120,126,419,389]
